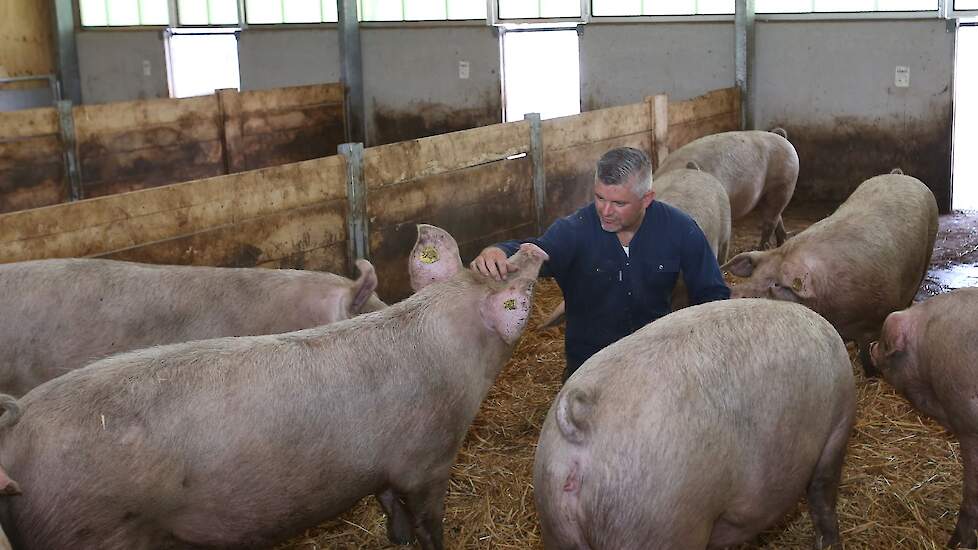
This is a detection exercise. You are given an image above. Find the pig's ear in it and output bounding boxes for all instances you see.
[781,257,816,300]
[721,251,763,277]
[409,224,463,291]
[882,311,910,355]
[348,259,378,314]
[481,279,536,345]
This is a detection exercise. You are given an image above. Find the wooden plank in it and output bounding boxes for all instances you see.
[217,88,246,174]
[239,83,345,113]
[83,162,226,199]
[80,140,225,188]
[101,199,347,269]
[544,134,651,225]
[542,103,649,152]
[667,87,740,127]
[0,170,66,214]
[649,94,669,169]
[363,120,529,189]
[76,119,222,158]
[0,107,59,139]
[0,135,63,170]
[256,241,348,274]
[667,111,740,152]
[0,154,347,262]
[368,156,533,300]
[242,103,344,136]
[241,124,344,171]
[73,95,219,141]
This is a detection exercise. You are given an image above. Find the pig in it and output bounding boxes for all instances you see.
[0,258,387,396]
[869,287,978,548]
[655,128,799,250]
[534,299,856,549]
[539,161,731,327]
[0,225,547,550]
[722,172,938,377]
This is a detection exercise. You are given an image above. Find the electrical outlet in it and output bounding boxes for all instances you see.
[458,61,470,80]
[142,60,152,77]
[895,66,910,88]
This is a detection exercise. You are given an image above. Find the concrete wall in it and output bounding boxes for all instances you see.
[579,22,735,110]
[360,25,502,146]
[77,31,169,104]
[754,19,954,210]
[238,29,341,91]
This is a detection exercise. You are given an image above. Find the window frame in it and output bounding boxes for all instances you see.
[490,0,591,26]
[588,0,944,21]
[951,0,978,17]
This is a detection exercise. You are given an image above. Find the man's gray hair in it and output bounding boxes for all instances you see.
[595,147,653,196]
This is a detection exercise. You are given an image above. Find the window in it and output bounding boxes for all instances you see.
[956,0,978,9]
[591,0,733,16]
[591,0,937,15]
[178,0,239,25]
[498,0,582,19]
[754,0,937,12]
[243,0,487,23]
[79,0,169,26]
[167,30,241,98]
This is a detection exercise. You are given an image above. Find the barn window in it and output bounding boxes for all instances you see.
[956,0,978,8]
[753,0,938,12]
[497,0,583,19]
[591,0,938,15]
[177,0,240,25]
[590,0,733,16]
[242,0,486,23]
[79,0,170,26]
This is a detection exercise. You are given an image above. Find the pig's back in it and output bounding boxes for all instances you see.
[539,299,854,548]
[656,170,731,258]
[0,258,350,395]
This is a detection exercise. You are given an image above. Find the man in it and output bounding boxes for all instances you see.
[471,147,730,381]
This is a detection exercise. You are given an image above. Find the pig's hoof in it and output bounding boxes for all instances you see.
[948,525,978,548]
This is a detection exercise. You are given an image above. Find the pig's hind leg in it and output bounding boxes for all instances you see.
[806,414,853,549]
[376,488,416,545]
[949,435,978,549]
[402,477,450,550]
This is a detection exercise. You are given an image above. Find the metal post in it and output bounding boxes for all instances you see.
[338,0,366,144]
[525,113,547,234]
[52,0,82,104]
[735,0,755,130]
[340,143,369,271]
[57,100,83,201]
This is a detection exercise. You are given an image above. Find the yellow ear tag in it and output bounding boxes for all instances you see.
[792,278,803,291]
[503,299,517,310]
[419,246,439,264]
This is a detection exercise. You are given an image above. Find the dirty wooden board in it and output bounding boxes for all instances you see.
[667,111,740,153]
[101,199,348,274]
[0,107,59,140]
[80,140,226,199]
[0,133,66,213]
[368,156,534,301]
[239,102,345,170]
[545,135,651,225]
[541,102,650,152]
[666,87,740,152]
[238,83,344,113]
[0,155,346,263]
[363,120,530,189]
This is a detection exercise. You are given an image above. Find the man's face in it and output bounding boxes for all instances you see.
[594,176,654,233]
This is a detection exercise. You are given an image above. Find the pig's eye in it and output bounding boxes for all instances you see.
[769,282,801,302]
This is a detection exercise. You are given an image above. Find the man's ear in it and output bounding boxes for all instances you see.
[641,190,655,209]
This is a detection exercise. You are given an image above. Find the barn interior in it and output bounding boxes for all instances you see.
[2,0,978,548]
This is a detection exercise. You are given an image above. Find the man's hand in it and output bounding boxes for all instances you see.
[470,246,520,281]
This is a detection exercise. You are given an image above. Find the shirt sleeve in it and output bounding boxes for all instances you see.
[679,221,731,305]
[493,216,578,279]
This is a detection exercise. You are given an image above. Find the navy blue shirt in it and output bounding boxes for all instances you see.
[496,201,730,375]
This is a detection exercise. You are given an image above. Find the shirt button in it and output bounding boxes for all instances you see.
[658,264,664,270]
